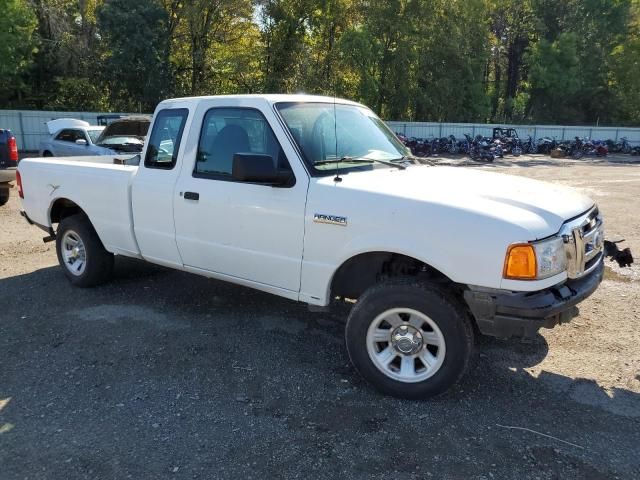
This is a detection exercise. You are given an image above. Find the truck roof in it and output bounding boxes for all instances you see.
[158,94,365,108]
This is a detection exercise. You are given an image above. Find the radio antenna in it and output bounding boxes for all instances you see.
[333,83,342,183]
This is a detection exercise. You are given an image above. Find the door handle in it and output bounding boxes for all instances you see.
[183,191,199,201]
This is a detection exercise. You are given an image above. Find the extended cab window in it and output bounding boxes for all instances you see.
[144,108,188,169]
[194,108,290,180]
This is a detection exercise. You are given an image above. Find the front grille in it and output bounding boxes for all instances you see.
[561,207,604,279]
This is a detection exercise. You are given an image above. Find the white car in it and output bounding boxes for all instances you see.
[38,119,105,157]
[17,95,604,398]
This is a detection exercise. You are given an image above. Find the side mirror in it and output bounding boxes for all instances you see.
[75,139,88,146]
[232,153,293,187]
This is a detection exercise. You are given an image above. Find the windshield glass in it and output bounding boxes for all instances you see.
[97,119,151,143]
[87,128,103,143]
[276,102,409,174]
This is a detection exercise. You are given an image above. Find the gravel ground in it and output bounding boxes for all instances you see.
[0,154,639,479]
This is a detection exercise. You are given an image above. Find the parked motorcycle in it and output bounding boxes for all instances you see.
[467,134,495,162]
[537,136,557,154]
[521,135,535,154]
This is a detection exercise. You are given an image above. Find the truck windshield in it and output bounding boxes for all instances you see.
[276,102,410,175]
[87,128,103,143]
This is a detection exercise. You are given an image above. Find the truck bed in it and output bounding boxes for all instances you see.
[18,155,142,258]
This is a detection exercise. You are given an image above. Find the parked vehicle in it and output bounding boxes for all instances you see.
[18,95,605,399]
[93,116,151,154]
[399,130,637,159]
[569,136,587,159]
[40,117,152,158]
[492,127,521,155]
[39,119,105,157]
[521,135,535,154]
[0,129,19,206]
[446,135,459,154]
[537,136,557,155]
[467,134,495,162]
[607,136,633,154]
[585,138,608,157]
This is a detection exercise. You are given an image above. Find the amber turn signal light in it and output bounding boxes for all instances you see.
[504,244,537,280]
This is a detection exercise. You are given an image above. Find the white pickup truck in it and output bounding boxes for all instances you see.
[18,95,605,398]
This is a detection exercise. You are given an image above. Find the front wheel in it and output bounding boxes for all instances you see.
[345,280,474,399]
[56,214,114,287]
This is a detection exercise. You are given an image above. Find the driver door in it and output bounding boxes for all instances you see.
[173,105,309,294]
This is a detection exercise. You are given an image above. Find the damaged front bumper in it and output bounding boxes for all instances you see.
[464,260,604,338]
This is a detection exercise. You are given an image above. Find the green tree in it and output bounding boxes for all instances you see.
[487,0,535,121]
[527,0,631,123]
[168,0,260,96]
[97,0,170,111]
[413,0,490,122]
[526,32,582,122]
[259,0,315,92]
[337,0,418,118]
[2,0,640,126]
[610,0,640,124]
[0,0,38,106]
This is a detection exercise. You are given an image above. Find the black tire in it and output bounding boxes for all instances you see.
[0,185,9,206]
[43,151,53,157]
[345,279,474,399]
[56,214,114,287]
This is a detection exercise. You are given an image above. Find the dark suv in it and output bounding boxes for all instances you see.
[0,129,18,206]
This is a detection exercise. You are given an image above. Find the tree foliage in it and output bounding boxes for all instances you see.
[0,0,38,104]
[2,0,640,124]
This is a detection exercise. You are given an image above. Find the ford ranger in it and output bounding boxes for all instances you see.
[17,95,604,398]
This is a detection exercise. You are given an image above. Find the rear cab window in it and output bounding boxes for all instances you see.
[144,109,189,170]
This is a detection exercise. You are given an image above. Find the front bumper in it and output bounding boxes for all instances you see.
[464,260,604,338]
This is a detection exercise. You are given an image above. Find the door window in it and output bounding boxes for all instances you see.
[55,129,75,142]
[144,108,189,170]
[56,129,86,143]
[194,108,290,180]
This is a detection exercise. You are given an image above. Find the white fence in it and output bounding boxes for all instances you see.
[386,121,640,145]
[0,109,140,151]
[2,108,640,151]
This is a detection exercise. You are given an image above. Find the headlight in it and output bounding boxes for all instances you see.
[504,237,566,280]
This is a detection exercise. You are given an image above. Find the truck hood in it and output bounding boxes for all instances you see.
[328,165,594,239]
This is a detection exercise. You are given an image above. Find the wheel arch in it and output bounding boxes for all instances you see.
[49,197,89,226]
[329,250,460,301]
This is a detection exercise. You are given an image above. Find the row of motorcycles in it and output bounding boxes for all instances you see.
[396,128,640,163]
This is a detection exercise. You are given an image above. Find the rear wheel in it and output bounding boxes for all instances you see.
[345,280,473,399]
[56,214,114,287]
[43,151,53,157]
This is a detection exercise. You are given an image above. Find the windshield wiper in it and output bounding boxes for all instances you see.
[315,156,406,170]
[395,155,435,166]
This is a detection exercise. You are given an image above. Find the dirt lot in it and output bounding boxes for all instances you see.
[1,155,639,479]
